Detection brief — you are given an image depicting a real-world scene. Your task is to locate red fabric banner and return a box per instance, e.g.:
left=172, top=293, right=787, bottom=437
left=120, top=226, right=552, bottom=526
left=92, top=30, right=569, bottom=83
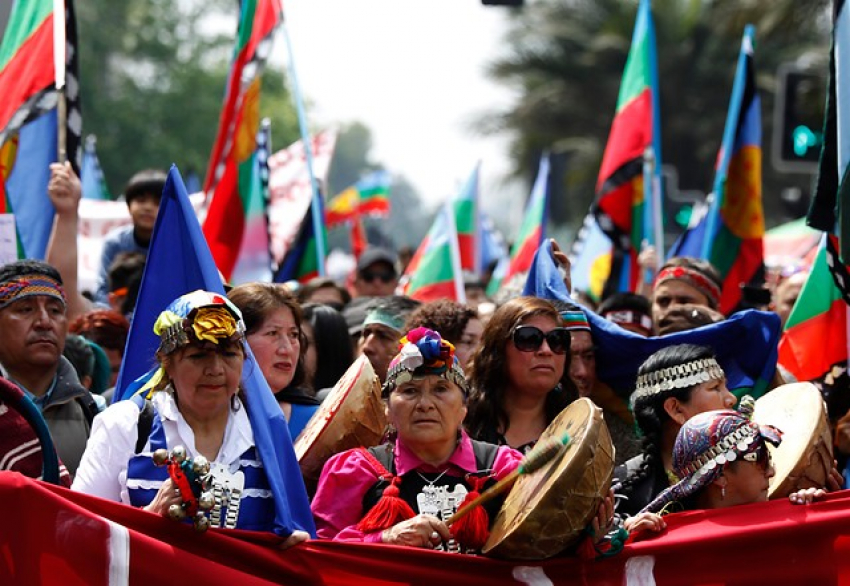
left=2, top=472, right=850, bottom=585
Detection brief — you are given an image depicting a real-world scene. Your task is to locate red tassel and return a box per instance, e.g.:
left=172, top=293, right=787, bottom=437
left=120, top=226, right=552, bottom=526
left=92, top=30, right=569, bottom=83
left=577, top=535, right=599, bottom=560
left=356, top=477, right=416, bottom=534
left=452, top=477, right=490, bottom=551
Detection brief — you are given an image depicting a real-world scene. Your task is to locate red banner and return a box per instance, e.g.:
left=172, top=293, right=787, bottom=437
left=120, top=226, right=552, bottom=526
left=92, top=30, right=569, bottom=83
left=2, top=472, right=850, bottom=585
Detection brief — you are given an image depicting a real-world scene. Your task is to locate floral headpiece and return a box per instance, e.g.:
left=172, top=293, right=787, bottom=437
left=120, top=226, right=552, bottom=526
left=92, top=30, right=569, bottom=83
left=639, top=408, right=782, bottom=514
left=630, top=357, right=725, bottom=409
left=153, top=290, right=245, bottom=355
left=382, top=327, right=468, bottom=397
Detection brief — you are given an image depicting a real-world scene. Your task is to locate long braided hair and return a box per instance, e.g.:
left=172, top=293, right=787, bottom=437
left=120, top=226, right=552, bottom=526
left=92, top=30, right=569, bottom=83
left=618, top=344, right=717, bottom=498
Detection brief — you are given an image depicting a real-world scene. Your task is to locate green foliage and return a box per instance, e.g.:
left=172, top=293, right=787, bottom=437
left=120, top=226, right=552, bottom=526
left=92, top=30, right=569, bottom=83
left=76, top=0, right=298, bottom=195
left=480, top=0, right=830, bottom=230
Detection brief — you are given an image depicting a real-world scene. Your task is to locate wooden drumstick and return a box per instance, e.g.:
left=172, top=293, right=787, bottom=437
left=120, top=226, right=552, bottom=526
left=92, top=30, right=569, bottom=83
left=446, top=432, right=571, bottom=527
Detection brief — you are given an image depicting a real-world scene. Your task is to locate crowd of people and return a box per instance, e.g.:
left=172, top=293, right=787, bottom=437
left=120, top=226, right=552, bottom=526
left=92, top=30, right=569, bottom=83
left=0, top=162, right=843, bottom=563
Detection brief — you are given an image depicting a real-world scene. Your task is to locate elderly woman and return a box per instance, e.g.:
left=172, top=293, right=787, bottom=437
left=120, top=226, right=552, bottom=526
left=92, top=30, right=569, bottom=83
left=227, top=282, right=319, bottom=438
left=72, top=290, right=310, bottom=543
left=615, top=344, right=737, bottom=517
left=311, top=328, right=523, bottom=551
left=625, top=409, right=824, bottom=535
left=465, top=297, right=575, bottom=453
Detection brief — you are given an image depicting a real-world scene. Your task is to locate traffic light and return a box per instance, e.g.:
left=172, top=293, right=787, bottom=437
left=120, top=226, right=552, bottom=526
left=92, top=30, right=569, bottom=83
left=772, top=65, right=826, bottom=173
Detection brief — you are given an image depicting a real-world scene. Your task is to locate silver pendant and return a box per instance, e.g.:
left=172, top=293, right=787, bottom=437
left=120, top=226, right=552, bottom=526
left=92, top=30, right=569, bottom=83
left=207, top=463, right=245, bottom=529
left=416, top=483, right=468, bottom=521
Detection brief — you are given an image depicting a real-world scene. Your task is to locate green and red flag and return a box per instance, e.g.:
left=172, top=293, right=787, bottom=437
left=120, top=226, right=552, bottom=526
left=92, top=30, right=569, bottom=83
left=202, top=0, right=282, bottom=281
left=0, top=0, right=82, bottom=259
left=356, top=170, right=391, bottom=217
left=325, top=186, right=360, bottom=227
left=487, top=154, right=550, bottom=297
left=778, top=235, right=848, bottom=382
left=592, top=0, right=661, bottom=296
left=452, top=163, right=480, bottom=275
left=401, top=202, right=465, bottom=302
left=677, top=26, right=764, bottom=314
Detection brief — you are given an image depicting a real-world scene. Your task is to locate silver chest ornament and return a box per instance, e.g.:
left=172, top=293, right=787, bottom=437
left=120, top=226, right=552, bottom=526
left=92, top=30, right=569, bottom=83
left=416, top=483, right=468, bottom=521
left=207, top=462, right=245, bottom=530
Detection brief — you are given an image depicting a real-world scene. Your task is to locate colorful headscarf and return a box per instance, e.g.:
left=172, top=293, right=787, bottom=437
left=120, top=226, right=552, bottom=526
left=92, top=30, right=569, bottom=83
left=640, top=409, right=782, bottom=514
left=382, top=327, right=468, bottom=397
left=0, top=274, right=66, bottom=311
left=143, top=290, right=245, bottom=394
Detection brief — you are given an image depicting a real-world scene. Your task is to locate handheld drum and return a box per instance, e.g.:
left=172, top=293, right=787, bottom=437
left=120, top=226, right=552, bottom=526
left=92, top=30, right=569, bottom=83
left=483, top=397, right=615, bottom=560
left=294, top=355, right=387, bottom=495
left=752, top=382, right=833, bottom=499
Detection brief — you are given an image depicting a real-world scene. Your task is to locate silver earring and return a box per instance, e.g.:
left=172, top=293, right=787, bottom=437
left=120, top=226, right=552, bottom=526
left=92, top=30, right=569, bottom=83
left=721, top=485, right=726, bottom=500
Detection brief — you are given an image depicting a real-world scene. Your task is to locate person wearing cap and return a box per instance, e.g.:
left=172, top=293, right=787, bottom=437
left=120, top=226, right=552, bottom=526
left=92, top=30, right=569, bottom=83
left=312, top=327, right=523, bottom=551
left=94, top=169, right=166, bottom=305
left=651, top=257, right=725, bottom=335
left=353, top=246, right=399, bottom=298
left=624, top=409, right=825, bottom=535
left=72, top=290, right=309, bottom=545
left=358, top=295, right=421, bottom=383
left=0, top=260, right=99, bottom=476
left=614, top=344, right=739, bottom=518
left=465, top=297, right=574, bottom=453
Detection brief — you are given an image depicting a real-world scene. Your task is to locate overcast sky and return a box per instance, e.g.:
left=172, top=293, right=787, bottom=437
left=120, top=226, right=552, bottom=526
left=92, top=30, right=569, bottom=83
left=279, top=0, right=525, bottom=224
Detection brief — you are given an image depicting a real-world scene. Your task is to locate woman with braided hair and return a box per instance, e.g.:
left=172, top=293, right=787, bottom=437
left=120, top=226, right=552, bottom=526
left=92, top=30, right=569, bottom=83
left=614, top=344, right=736, bottom=518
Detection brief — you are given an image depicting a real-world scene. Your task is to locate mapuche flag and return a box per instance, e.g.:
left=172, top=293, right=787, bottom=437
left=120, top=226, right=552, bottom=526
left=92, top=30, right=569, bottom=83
left=592, top=0, right=661, bottom=297
left=202, top=0, right=282, bottom=281
left=453, top=163, right=480, bottom=275
left=0, top=0, right=82, bottom=259
left=689, top=26, right=765, bottom=314
left=401, top=202, right=465, bottom=302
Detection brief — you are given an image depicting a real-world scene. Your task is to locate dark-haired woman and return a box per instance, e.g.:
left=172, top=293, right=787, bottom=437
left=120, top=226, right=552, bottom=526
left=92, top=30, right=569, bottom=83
left=614, top=344, right=736, bottom=517
left=301, top=303, right=355, bottom=400
left=465, top=297, right=576, bottom=453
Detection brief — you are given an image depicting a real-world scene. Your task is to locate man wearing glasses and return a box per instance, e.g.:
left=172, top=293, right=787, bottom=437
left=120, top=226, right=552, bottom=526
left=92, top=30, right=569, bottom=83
left=353, top=247, right=399, bottom=298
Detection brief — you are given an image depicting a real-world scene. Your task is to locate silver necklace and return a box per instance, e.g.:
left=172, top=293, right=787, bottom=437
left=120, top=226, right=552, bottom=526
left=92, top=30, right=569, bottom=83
left=415, top=469, right=450, bottom=487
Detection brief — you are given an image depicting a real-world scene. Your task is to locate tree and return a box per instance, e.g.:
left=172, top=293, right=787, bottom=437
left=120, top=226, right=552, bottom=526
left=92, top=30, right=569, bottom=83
left=480, top=0, right=830, bottom=231
left=76, top=0, right=299, bottom=195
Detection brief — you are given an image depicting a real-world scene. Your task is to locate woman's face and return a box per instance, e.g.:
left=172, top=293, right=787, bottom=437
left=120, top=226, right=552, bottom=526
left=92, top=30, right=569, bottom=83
left=454, top=317, right=483, bottom=371
left=301, top=320, right=317, bottom=388
left=679, top=378, right=737, bottom=421
left=166, top=341, right=243, bottom=421
left=246, top=306, right=301, bottom=391
left=720, top=446, right=775, bottom=507
left=388, top=374, right=467, bottom=452
left=504, top=314, right=567, bottom=398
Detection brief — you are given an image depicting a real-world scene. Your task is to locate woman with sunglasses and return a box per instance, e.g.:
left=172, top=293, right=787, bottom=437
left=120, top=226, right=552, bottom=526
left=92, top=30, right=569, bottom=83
left=615, top=344, right=737, bottom=518
left=465, top=297, right=576, bottom=453
left=624, top=408, right=825, bottom=536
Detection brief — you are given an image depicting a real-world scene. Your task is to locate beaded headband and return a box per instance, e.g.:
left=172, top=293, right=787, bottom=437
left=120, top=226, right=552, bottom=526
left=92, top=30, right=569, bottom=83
left=560, top=310, right=590, bottom=332
left=0, top=275, right=66, bottom=311
left=631, top=357, right=725, bottom=408
left=382, top=327, right=468, bottom=397
left=655, top=266, right=721, bottom=309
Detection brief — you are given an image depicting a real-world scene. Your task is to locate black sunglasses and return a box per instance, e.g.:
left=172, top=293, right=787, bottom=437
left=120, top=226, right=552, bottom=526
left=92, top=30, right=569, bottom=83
left=360, top=269, right=396, bottom=283
left=511, top=326, right=570, bottom=354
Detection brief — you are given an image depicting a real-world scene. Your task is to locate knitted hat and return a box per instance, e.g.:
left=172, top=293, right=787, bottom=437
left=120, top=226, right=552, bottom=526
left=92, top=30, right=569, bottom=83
left=639, top=408, right=782, bottom=514
left=382, top=327, right=468, bottom=397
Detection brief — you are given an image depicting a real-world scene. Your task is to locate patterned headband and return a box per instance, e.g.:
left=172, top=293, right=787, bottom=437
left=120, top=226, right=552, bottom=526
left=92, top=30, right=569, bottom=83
left=382, top=327, right=468, bottom=397
left=655, top=266, right=721, bottom=309
left=631, top=357, right=725, bottom=409
left=560, top=310, right=590, bottom=332
left=153, top=291, right=245, bottom=356
left=0, top=275, right=67, bottom=311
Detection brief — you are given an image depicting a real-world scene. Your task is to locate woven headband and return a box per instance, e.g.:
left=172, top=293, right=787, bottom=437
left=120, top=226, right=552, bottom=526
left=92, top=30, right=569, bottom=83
left=655, top=266, right=721, bottom=308
left=560, top=310, right=590, bottom=332
left=602, top=309, right=652, bottom=333
left=631, top=357, right=725, bottom=408
left=0, top=275, right=67, bottom=311
left=382, top=327, right=469, bottom=397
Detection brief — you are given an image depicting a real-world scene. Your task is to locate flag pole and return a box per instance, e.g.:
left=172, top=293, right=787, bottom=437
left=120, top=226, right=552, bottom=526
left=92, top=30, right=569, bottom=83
left=53, top=0, right=67, bottom=163
left=280, top=21, right=326, bottom=276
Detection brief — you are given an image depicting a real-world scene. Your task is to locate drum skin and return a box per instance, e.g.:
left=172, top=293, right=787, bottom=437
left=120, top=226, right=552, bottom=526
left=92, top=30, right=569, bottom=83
left=483, top=398, right=615, bottom=560
left=294, top=355, right=387, bottom=494
left=752, top=382, right=833, bottom=499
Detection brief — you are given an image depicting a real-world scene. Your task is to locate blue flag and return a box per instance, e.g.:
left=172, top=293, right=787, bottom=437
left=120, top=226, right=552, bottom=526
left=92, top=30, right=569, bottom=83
left=524, top=239, right=781, bottom=400
left=80, top=136, right=110, bottom=200
left=115, top=165, right=315, bottom=537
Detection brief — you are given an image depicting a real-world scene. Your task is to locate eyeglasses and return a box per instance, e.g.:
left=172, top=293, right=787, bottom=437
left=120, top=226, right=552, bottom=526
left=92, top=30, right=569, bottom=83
left=360, top=269, right=396, bottom=283
left=511, top=326, right=570, bottom=354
